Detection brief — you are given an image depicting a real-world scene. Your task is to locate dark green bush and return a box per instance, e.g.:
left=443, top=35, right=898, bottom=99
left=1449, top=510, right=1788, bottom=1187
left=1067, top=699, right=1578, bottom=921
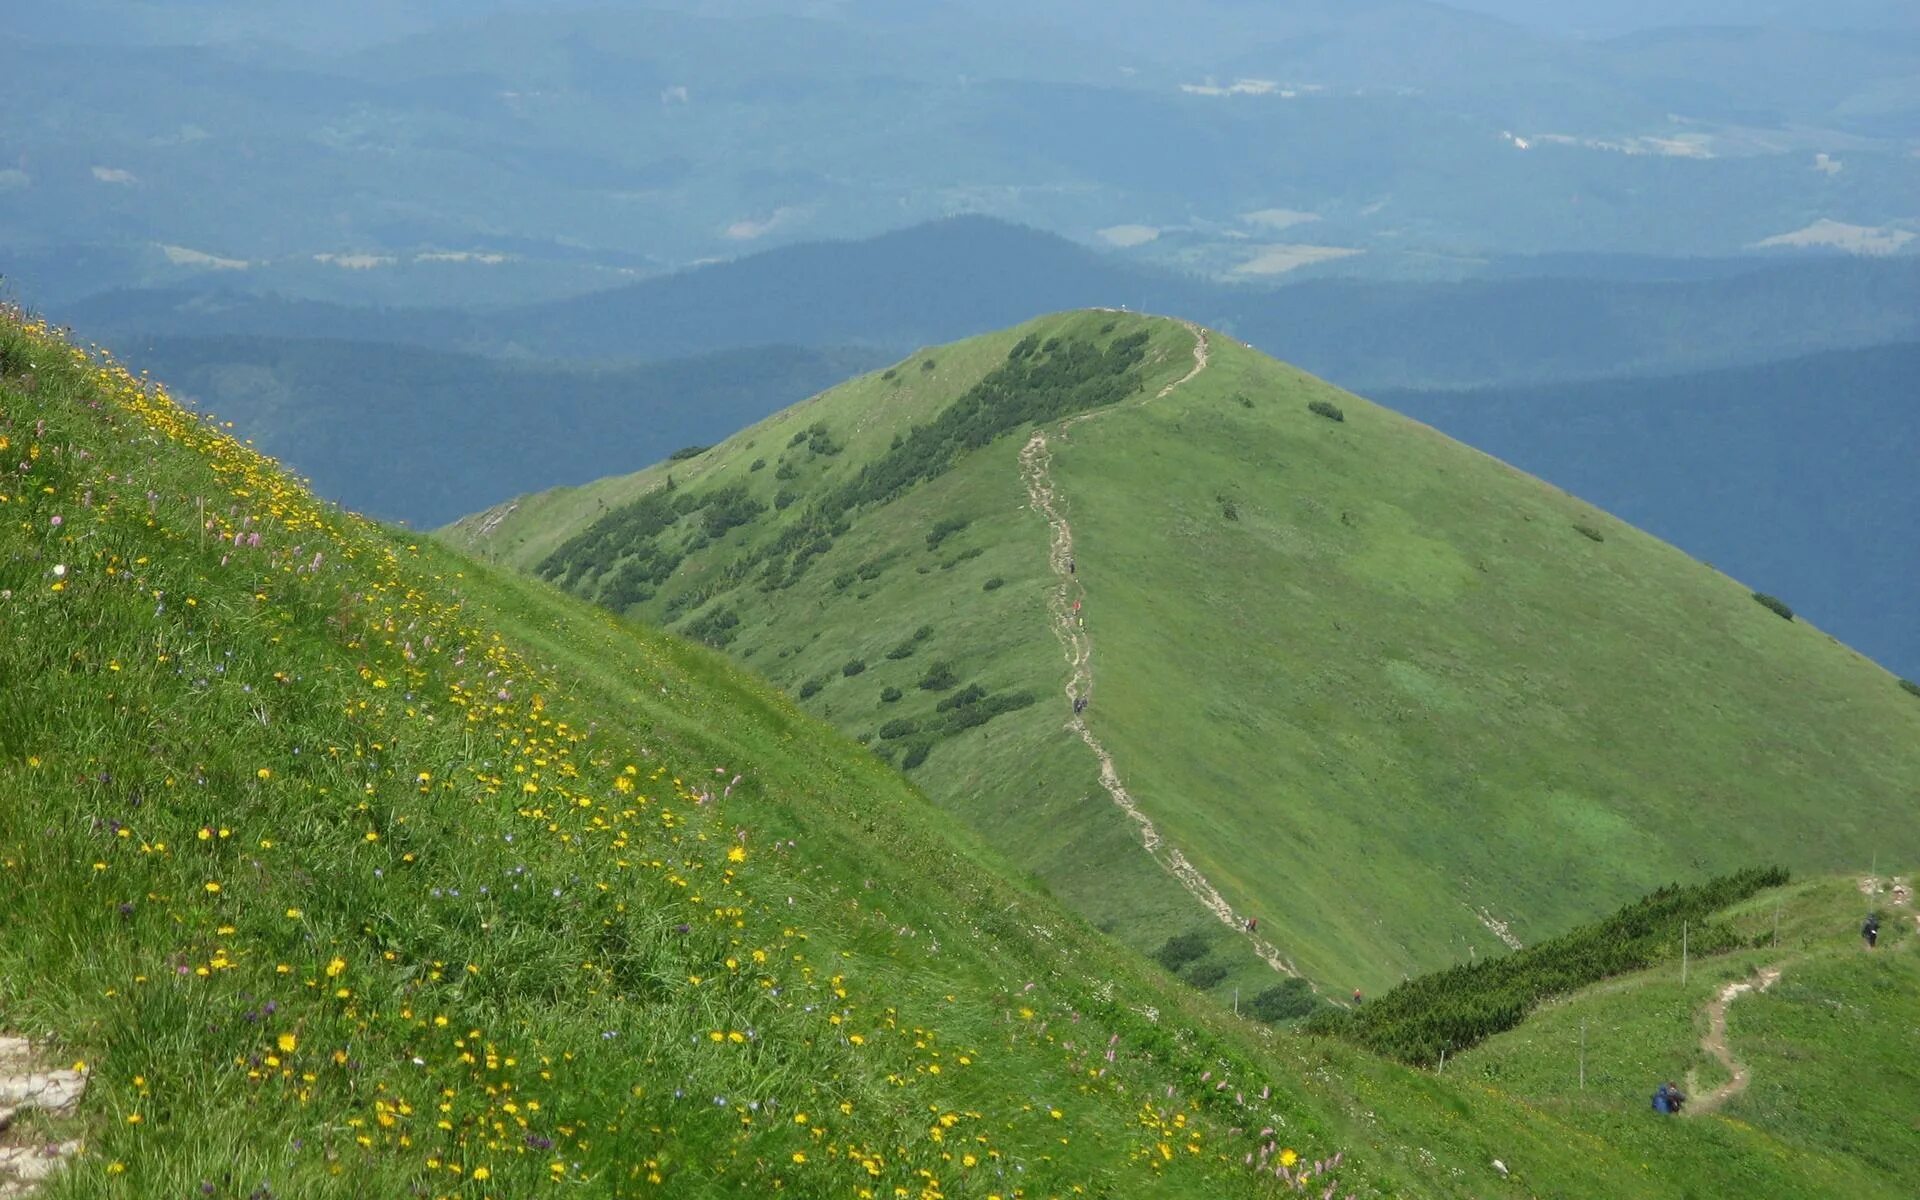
left=1899, top=679, right=1920, bottom=699
left=1184, top=961, right=1229, bottom=991
left=927, top=517, right=970, bottom=550
left=936, top=684, right=988, bottom=713
left=773, top=487, right=798, bottom=511
left=832, top=571, right=855, bottom=591
left=682, top=605, right=740, bottom=648
left=1220, top=500, right=1239, bottom=522
left=878, top=718, right=919, bottom=740
left=982, top=576, right=1005, bottom=591
left=749, top=458, right=767, bottom=472
left=842, top=659, right=866, bottom=677
left=941, top=547, right=984, bottom=570
left=918, top=661, right=958, bottom=692
left=796, top=678, right=824, bottom=700
left=1574, top=523, right=1605, bottom=543
left=1153, top=932, right=1210, bottom=973
left=1305, top=866, right=1788, bottom=1064
left=880, top=685, right=903, bottom=703
left=1248, top=979, right=1320, bottom=1023
left=1308, top=399, right=1345, bottom=423
left=668, top=444, right=711, bottom=460
left=901, top=741, right=931, bottom=769
left=882, top=367, right=898, bottom=381
left=912, top=624, right=934, bottom=642
left=1752, top=592, right=1795, bottom=621
left=921, top=359, right=936, bottom=372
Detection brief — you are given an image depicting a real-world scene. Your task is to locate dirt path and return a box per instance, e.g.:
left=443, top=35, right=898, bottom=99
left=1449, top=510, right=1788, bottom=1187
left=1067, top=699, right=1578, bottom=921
left=1687, top=966, right=1783, bottom=1116
left=1018, top=323, right=1301, bottom=979
left=0, top=1037, right=85, bottom=1198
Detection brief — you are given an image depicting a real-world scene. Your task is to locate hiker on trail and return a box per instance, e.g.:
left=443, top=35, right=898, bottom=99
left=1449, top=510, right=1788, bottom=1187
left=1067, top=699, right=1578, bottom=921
left=1351, top=989, right=1363, bottom=1005
left=1863, top=912, right=1880, bottom=949
left=1073, top=598, right=1081, bottom=613
left=1068, top=557, right=1076, bottom=574
left=1073, top=696, right=1087, bottom=715
left=1652, top=1081, right=1686, bottom=1115
left=1245, top=917, right=1257, bottom=933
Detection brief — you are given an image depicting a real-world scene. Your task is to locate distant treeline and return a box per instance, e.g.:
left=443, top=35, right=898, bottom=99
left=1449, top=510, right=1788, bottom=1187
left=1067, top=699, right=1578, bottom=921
left=1307, top=866, right=1788, bottom=1065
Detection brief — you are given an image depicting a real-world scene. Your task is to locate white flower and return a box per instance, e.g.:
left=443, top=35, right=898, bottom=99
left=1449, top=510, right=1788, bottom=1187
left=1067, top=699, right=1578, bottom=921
left=51, top=564, right=67, bottom=578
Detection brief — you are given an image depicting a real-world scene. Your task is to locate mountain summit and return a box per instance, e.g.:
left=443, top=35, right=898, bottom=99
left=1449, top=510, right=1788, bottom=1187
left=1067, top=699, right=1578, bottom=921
left=449, top=310, right=1920, bottom=998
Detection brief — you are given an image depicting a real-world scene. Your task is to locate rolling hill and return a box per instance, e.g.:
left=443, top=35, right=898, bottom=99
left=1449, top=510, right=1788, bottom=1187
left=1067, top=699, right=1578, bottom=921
left=7, top=301, right=1917, bottom=1198
left=447, top=310, right=1920, bottom=1008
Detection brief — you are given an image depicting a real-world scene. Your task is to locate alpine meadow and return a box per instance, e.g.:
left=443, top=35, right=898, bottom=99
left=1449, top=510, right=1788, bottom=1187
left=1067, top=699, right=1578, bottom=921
left=9, top=289, right=1920, bottom=1200
left=451, top=311, right=1920, bottom=1005
left=8, top=0, right=1920, bottom=1195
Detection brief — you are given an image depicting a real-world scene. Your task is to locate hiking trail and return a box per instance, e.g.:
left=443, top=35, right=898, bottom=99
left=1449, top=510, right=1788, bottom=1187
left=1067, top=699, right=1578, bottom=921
left=1019, top=321, right=1302, bottom=979
left=1687, top=966, right=1782, bottom=1116
left=0, top=1037, right=86, bottom=1198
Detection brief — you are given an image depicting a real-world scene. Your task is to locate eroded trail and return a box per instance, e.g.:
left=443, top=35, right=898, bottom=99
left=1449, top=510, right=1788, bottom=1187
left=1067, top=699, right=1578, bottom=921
left=0, top=1037, right=85, bottom=1198
left=1688, top=966, right=1782, bottom=1116
left=1019, top=324, right=1301, bottom=978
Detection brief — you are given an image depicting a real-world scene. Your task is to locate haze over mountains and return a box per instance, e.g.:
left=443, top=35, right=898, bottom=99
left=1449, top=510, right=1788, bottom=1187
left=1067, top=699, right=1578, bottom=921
left=67, top=217, right=1920, bottom=677
left=5, top=0, right=1916, bottom=307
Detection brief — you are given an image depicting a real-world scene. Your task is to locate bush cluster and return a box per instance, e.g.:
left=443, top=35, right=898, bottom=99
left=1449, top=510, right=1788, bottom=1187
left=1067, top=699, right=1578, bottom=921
left=1153, top=932, right=1209, bottom=973
left=1305, top=866, right=1787, bottom=1064
left=1752, top=592, right=1794, bottom=621
left=1307, top=399, right=1345, bottom=423
left=1248, top=979, right=1320, bottom=1023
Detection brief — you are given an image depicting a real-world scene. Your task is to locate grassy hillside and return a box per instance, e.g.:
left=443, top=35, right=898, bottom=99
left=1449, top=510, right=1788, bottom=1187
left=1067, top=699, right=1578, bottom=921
left=1453, top=870, right=1920, bottom=1195
left=0, top=306, right=1357, bottom=1197
left=448, top=311, right=1920, bottom=1009
left=1377, top=342, right=1920, bottom=678
left=7, top=305, right=1914, bottom=1199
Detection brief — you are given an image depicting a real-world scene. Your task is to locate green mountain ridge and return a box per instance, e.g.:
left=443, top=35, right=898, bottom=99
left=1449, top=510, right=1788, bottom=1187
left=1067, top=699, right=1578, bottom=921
left=9, top=303, right=1918, bottom=1197
left=448, top=310, right=1920, bottom=1006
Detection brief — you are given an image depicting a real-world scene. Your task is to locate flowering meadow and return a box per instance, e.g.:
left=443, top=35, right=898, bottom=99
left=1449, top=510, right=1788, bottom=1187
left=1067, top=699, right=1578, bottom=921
left=0, top=307, right=1362, bottom=1197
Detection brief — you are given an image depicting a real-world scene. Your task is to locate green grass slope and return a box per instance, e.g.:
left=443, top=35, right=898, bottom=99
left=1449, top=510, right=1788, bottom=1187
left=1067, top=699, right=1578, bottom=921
left=7, top=307, right=1912, bottom=1199
left=1452, top=871, right=1920, bottom=1196
left=446, top=311, right=1920, bottom=1010
left=0, top=308, right=1363, bottom=1198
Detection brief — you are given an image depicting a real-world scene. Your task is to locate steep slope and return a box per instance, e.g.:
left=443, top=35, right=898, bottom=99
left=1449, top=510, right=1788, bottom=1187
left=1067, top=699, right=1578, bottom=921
left=0, top=306, right=1360, bottom=1197
left=1376, top=342, right=1920, bottom=678
left=448, top=311, right=1920, bottom=1006
left=10, top=304, right=1913, bottom=1199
